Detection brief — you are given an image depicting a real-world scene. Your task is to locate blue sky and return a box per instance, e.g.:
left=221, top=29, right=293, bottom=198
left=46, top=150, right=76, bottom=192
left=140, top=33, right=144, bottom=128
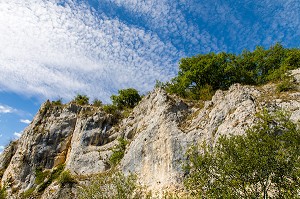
left=0, top=0, right=300, bottom=152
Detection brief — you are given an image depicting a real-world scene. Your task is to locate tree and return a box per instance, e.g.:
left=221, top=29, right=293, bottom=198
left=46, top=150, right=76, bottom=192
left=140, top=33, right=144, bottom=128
left=111, top=88, right=141, bottom=109
left=184, top=110, right=300, bottom=199
left=165, top=44, right=300, bottom=100
left=73, top=94, right=89, bottom=105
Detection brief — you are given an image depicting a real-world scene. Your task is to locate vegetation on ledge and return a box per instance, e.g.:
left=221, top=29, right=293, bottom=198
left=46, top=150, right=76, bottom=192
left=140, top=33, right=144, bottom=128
left=165, top=43, right=300, bottom=100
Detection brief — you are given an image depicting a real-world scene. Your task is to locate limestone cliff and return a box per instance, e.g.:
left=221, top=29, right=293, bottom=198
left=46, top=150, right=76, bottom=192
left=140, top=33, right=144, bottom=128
left=1, top=69, right=300, bottom=198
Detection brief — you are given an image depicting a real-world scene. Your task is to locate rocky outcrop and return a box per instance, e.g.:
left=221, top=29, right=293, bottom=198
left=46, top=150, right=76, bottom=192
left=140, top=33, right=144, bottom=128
left=0, top=102, right=118, bottom=198
left=1, top=69, right=300, bottom=198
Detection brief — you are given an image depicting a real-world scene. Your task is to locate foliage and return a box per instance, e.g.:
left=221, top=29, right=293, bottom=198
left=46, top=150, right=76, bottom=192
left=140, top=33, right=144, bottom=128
left=52, top=98, right=63, bottom=106
left=37, top=164, right=65, bottom=192
left=184, top=110, right=300, bottom=199
left=121, top=108, right=132, bottom=118
left=276, top=77, right=296, bottom=92
left=93, top=98, right=103, bottom=107
left=103, top=104, right=118, bottom=115
left=35, top=168, right=50, bottom=185
left=22, top=187, right=35, bottom=198
left=166, top=43, right=300, bottom=99
left=0, top=184, right=6, bottom=199
left=155, top=80, right=166, bottom=89
left=109, top=138, right=128, bottom=167
left=39, top=100, right=51, bottom=116
left=73, top=94, right=89, bottom=105
left=78, top=170, right=146, bottom=199
left=111, top=88, right=141, bottom=109
left=58, top=170, right=77, bottom=186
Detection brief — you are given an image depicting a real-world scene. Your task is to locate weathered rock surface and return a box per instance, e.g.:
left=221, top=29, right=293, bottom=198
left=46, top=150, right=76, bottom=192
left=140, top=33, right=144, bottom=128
left=1, top=69, right=300, bottom=198
left=0, top=102, right=118, bottom=198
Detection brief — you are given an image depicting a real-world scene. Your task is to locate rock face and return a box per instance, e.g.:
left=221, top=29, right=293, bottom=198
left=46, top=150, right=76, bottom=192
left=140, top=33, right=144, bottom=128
left=1, top=69, right=300, bottom=198
left=0, top=102, right=118, bottom=198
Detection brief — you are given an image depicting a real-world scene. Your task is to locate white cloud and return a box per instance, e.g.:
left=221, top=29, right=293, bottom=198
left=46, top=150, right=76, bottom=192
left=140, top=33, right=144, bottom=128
left=20, top=119, right=31, bottom=124
left=0, top=104, right=16, bottom=114
left=0, top=0, right=299, bottom=103
left=105, top=0, right=219, bottom=52
left=14, top=131, right=22, bottom=139
left=0, top=145, right=4, bottom=154
left=0, top=0, right=180, bottom=102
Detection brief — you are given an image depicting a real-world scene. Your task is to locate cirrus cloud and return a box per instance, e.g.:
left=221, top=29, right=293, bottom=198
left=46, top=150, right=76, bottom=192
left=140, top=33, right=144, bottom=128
left=0, top=0, right=180, bottom=102
left=0, top=0, right=299, bottom=103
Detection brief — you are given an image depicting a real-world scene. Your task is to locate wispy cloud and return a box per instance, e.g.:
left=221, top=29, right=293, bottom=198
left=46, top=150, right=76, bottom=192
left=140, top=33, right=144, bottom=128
left=0, top=145, right=4, bottom=154
left=20, top=119, right=31, bottom=124
left=0, top=0, right=179, bottom=102
left=0, top=104, right=16, bottom=114
left=14, top=131, right=22, bottom=139
left=106, top=0, right=220, bottom=53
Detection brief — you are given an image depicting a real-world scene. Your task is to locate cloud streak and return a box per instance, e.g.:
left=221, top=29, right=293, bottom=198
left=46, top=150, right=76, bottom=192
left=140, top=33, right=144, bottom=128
left=14, top=131, right=22, bottom=139
left=20, top=119, right=31, bottom=124
left=0, top=104, right=16, bottom=114
left=0, top=145, right=4, bottom=154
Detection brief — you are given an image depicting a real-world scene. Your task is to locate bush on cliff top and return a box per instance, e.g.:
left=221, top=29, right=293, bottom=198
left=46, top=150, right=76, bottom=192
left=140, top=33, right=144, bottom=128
left=73, top=94, right=90, bottom=105
left=111, top=88, right=142, bottom=109
left=166, top=43, right=300, bottom=100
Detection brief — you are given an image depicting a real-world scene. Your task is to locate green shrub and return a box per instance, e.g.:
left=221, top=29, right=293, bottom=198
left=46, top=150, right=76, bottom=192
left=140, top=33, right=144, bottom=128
left=198, top=84, right=214, bottom=101
left=39, top=100, right=51, bottom=115
left=0, top=185, right=7, bottom=199
left=155, top=80, right=166, bottom=89
left=37, top=164, right=65, bottom=192
left=121, top=108, right=132, bottom=118
left=103, top=104, right=118, bottom=115
left=35, top=168, right=50, bottom=185
left=109, top=138, right=128, bottom=166
left=276, top=81, right=295, bottom=92
left=276, top=77, right=296, bottom=92
left=22, top=187, right=35, bottom=198
left=184, top=110, right=300, bottom=198
left=78, top=170, right=145, bottom=199
left=52, top=98, right=63, bottom=106
left=111, top=88, right=141, bottom=109
left=73, top=94, right=89, bottom=105
left=166, top=43, right=300, bottom=99
left=58, top=170, right=76, bottom=186
left=93, top=99, right=103, bottom=107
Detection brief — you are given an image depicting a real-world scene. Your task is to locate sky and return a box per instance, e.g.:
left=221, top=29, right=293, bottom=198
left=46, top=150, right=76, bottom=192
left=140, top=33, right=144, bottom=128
left=0, top=0, right=300, bottom=152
